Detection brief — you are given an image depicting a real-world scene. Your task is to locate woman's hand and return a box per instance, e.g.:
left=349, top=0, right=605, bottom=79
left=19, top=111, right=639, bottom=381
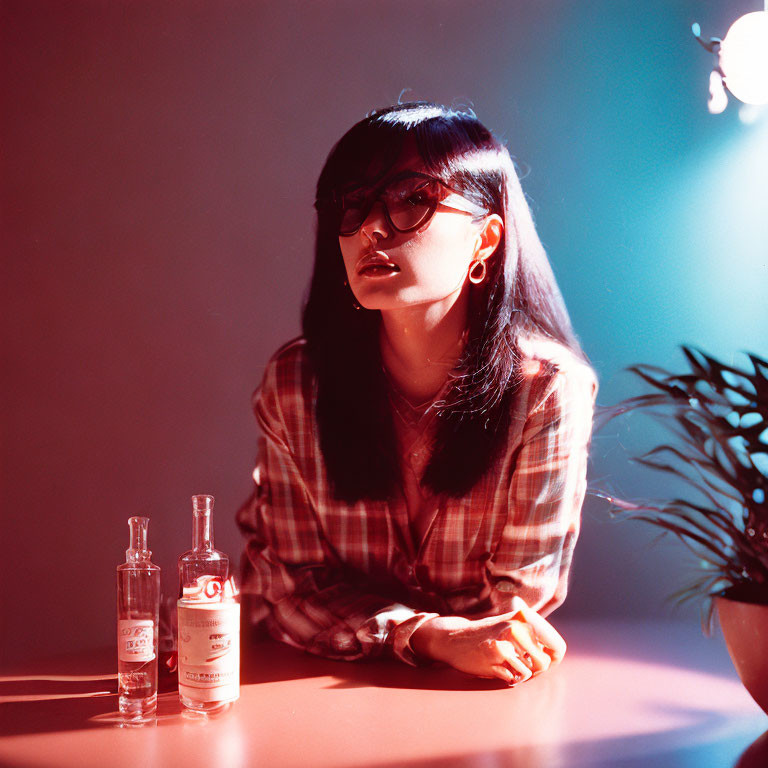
left=410, top=601, right=566, bottom=685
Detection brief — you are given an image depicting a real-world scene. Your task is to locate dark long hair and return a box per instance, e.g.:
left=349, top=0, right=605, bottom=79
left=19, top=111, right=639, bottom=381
left=302, top=101, right=591, bottom=503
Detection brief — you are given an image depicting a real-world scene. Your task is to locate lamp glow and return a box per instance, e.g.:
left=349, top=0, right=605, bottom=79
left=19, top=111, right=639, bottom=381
left=719, top=11, right=768, bottom=105
left=708, top=70, right=728, bottom=114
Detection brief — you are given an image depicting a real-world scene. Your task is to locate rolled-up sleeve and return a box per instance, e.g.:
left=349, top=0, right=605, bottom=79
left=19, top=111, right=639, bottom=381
left=481, top=362, right=598, bottom=617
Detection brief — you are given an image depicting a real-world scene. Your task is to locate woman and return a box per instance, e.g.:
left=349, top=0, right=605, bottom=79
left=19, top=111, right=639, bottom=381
left=237, top=101, right=598, bottom=686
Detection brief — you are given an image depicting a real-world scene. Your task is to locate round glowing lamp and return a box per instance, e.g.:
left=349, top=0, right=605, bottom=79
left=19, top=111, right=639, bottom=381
left=719, top=11, right=768, bottom=105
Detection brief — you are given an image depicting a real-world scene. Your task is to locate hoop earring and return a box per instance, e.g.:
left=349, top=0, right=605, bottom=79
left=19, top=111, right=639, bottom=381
left=342, top=279, right=363, bottom=310
left=468, top=260, right=486, bottom=285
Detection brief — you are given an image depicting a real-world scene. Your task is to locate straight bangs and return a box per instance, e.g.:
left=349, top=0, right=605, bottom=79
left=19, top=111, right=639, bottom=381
left=317, top=103, right=506, bottom=214
left=316, top=119, right=406, bottom=203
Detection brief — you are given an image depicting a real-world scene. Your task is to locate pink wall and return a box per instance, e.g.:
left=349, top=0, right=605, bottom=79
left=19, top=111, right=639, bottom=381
left=5, top=0, right=730, bottom=667
left=2, top=1, right=297, bottom=664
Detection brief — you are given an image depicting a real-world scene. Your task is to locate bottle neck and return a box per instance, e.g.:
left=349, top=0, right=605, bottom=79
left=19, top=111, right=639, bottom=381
left=126, top=550, right=151, bottom=563
left=193, top=511, right=213, bottom=551
left=125, top=516, right=152, bottom=563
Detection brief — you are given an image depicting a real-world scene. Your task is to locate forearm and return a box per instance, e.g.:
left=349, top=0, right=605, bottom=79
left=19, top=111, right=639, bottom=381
left=264, top=590, right=442, bottom=666
left=244, top=549, right=440, bottom=664
left=409, top=615, right=471, bottom=662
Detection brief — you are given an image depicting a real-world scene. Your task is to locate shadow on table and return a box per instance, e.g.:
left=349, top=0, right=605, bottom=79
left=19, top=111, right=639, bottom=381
left=0, top=645, right=186, bottom=736
left=348, top=724, right=768, bottom=768
left=239, top=617, right=739, bottom=688
left=0, top=636, right=485, bottom=738
left=241, top=636, right=513, bottom=691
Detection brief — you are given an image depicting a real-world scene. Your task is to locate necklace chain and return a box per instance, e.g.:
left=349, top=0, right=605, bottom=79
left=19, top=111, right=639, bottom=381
left=379, top=327, right=468, bottom=426
left=382, top=366, right=451, bottom=433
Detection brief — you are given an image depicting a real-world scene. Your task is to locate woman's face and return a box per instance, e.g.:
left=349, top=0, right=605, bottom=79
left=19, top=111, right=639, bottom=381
left=337, top=140, right=491, bottom=312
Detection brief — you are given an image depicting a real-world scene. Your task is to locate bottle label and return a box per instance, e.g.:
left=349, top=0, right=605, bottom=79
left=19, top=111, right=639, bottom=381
left=118, top=619, right=155, bottom=662
left=177, top=602, right=240, bottom=703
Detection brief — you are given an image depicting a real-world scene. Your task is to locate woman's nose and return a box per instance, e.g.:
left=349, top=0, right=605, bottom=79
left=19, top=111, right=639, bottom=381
left=359, top=199, right=390, bottom=241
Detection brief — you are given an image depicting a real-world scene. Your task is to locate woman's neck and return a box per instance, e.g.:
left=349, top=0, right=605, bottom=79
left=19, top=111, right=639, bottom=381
left=379, top=289, right=469, bottom=405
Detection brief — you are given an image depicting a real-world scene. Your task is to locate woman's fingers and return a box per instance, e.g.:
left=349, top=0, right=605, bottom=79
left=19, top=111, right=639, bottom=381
left=494, top=640, right=533, bottom=683
left=487, top=613, right=549, bottom=673
left=515, top=606, right=567, bottom=664
left=490, top=664, right=515, bottom=684
left=496, top=605, right=566, bottom=665
left=506, top=621, right=551, bottom=674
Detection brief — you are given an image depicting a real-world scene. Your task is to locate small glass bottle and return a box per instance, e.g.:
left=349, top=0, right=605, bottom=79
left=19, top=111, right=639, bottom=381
left=116, top=516, right=161, bottom=718
left=177, top=494, right=240, bottom=712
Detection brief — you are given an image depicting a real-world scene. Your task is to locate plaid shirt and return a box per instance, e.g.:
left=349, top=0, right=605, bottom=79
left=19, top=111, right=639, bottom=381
left=236, top=334, right=598, bottom=667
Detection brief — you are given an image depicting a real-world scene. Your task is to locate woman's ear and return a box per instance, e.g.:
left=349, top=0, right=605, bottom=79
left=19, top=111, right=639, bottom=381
left=475, top=214, right=504, bottom=261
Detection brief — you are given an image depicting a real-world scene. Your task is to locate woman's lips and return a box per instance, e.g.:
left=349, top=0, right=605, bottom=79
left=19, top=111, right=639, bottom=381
left=356, top=251, right=400, bottom=276
left=359, top=264, right=401, bottom=278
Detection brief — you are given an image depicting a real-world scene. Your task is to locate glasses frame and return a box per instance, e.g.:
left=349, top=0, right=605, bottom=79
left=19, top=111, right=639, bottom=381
left=323, top=170, right=488, bottom=237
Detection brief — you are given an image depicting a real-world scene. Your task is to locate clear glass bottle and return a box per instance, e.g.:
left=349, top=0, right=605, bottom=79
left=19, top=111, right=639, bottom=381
left=177, top=494, right=240, bottom=713
left=116, top=516, right=160, bottom=718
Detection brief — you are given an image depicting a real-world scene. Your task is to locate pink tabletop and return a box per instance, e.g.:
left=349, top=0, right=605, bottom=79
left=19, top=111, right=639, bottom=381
left=1, top=619, right=766, bottom=768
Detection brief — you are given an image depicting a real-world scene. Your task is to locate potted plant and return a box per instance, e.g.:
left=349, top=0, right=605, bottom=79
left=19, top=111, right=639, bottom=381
left=595, top=346, right=768, bottom=714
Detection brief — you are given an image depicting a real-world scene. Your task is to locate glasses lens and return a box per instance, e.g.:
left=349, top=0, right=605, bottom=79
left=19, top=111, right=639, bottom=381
left=337, top=174, right=440, bottom=235
left=339, top=189, right=370, bottom=235
left=384, top=176, right=439, bottom=231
